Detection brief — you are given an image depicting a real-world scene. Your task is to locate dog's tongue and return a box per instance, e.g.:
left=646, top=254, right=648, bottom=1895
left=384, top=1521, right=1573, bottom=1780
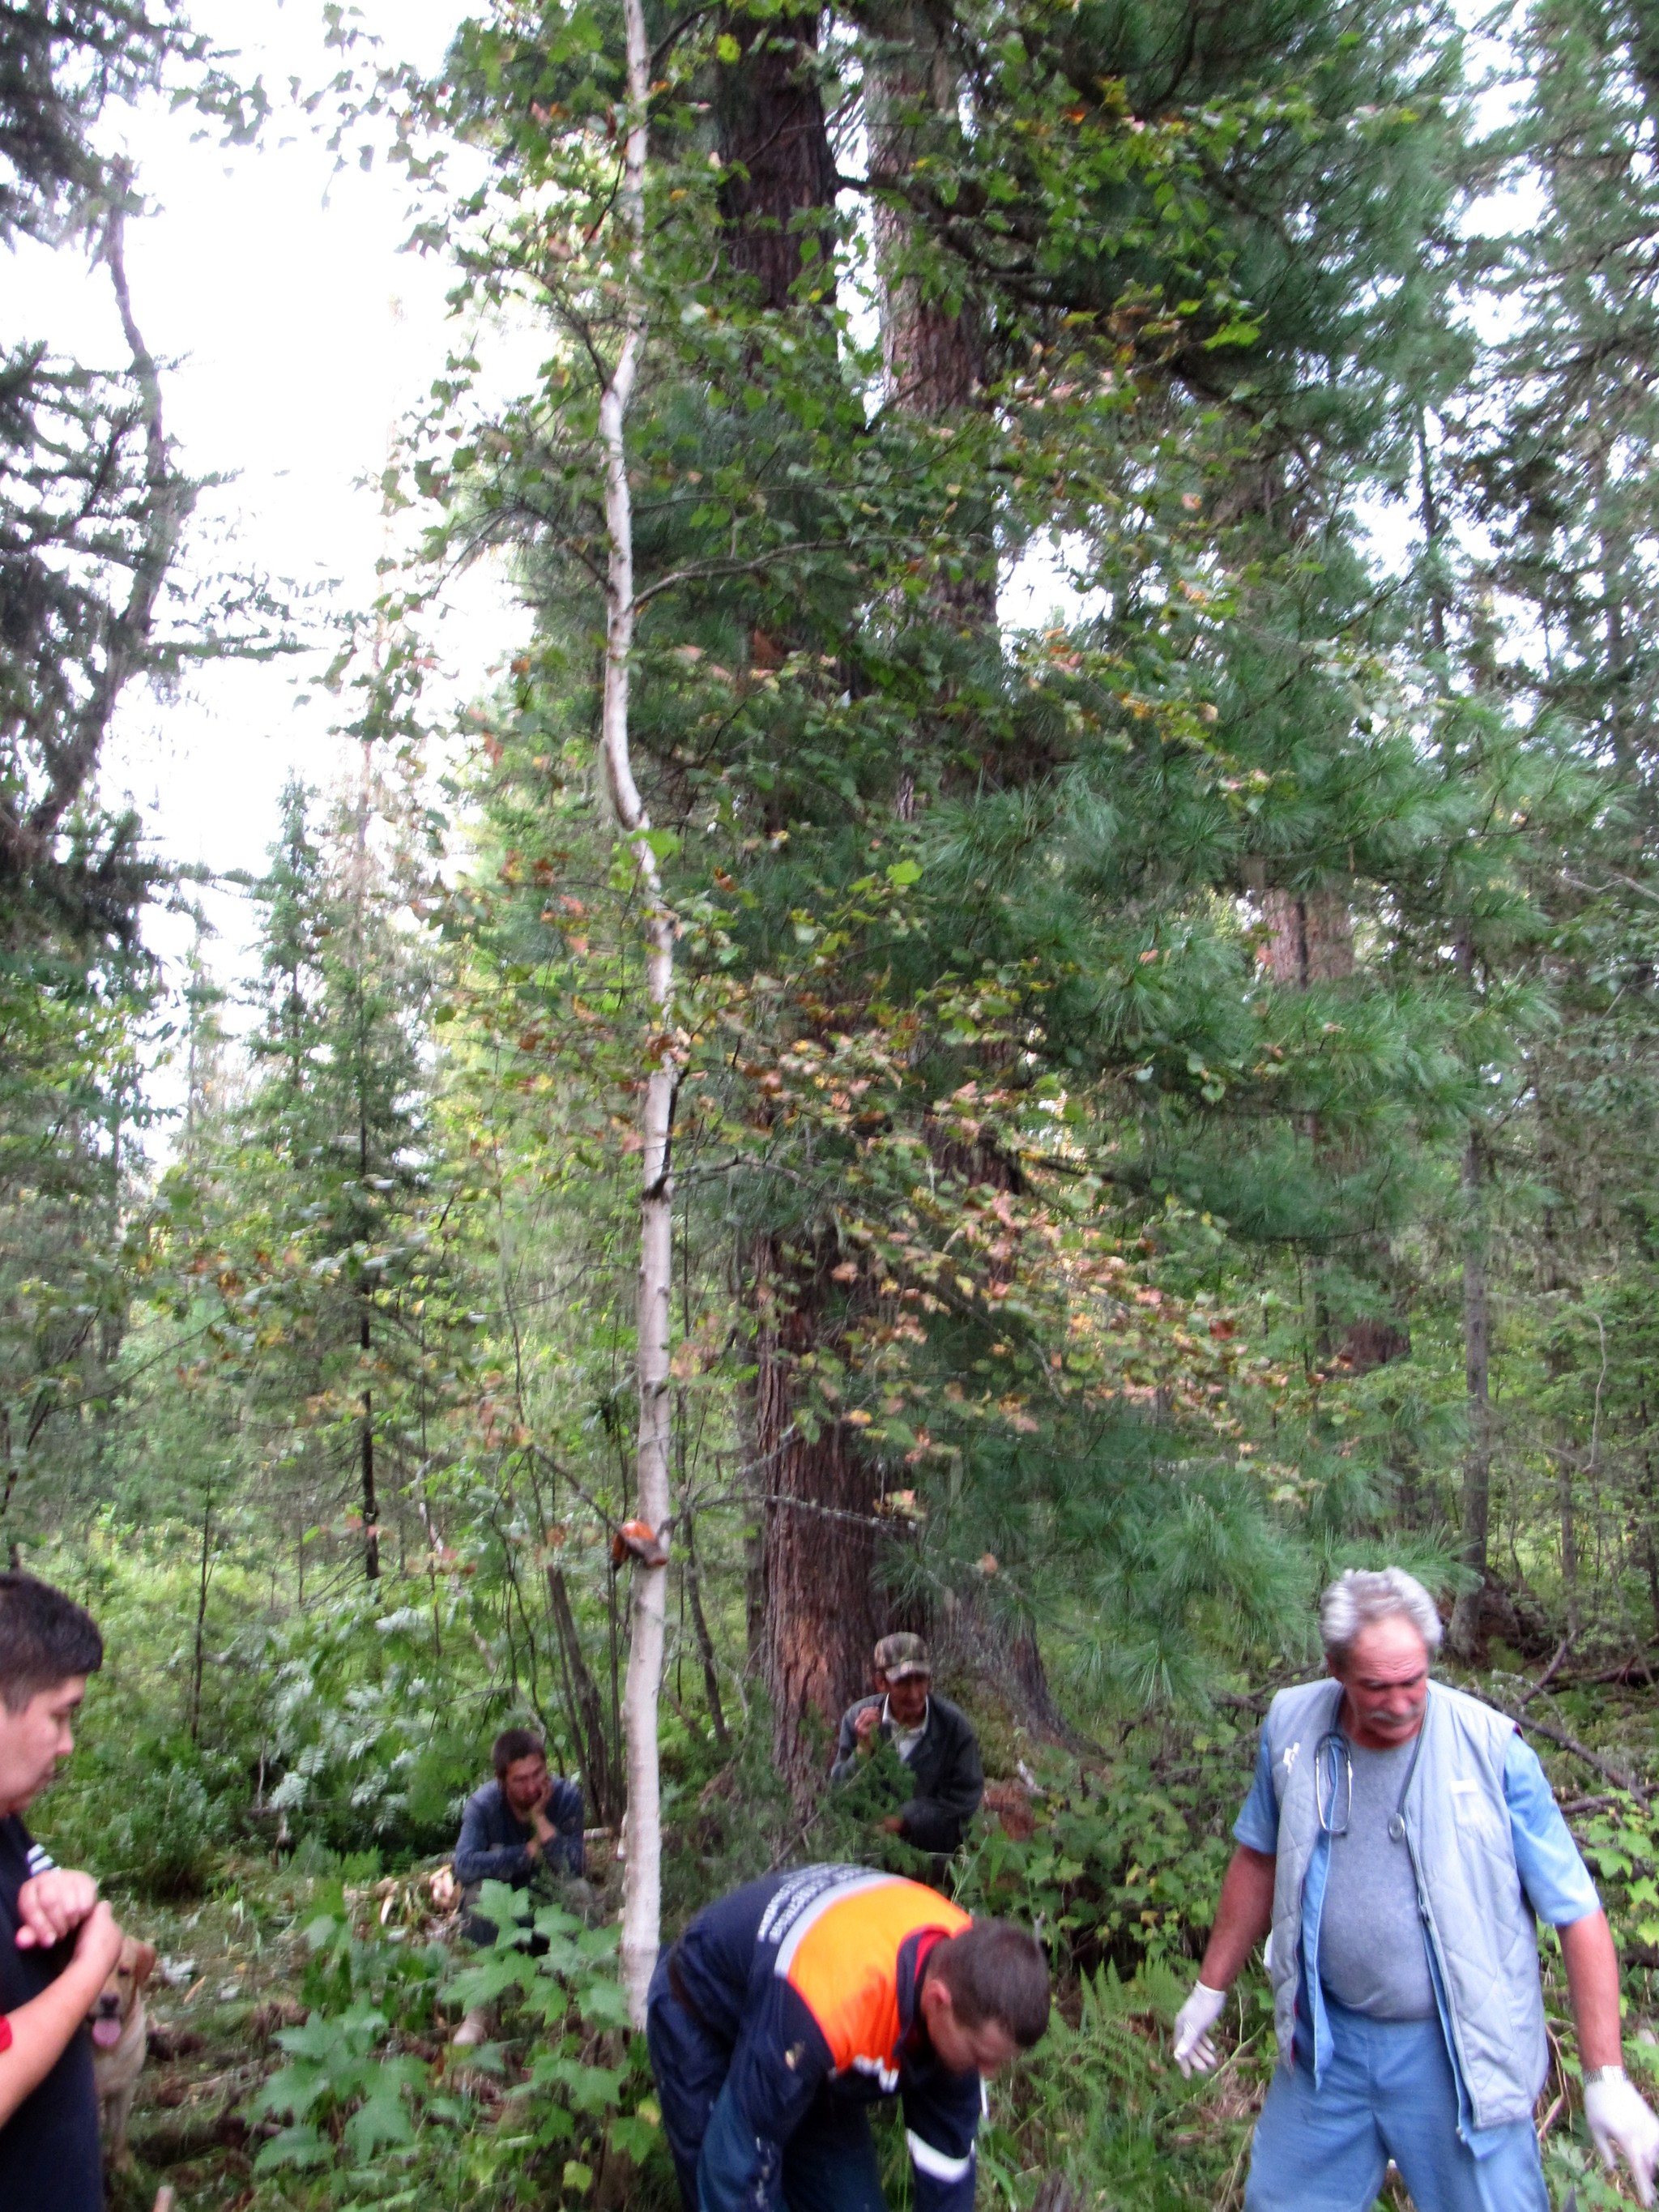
left=91, top=2018, right=123, bottom=2049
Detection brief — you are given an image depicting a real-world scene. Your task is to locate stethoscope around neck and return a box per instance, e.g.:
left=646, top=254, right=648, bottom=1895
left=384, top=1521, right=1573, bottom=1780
left=1313, top=1714, right=1427, bottom=1841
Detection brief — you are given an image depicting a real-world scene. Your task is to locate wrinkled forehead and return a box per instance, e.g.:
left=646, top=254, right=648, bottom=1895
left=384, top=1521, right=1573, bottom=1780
left=1342, top=1616, right=1431, bottom=1680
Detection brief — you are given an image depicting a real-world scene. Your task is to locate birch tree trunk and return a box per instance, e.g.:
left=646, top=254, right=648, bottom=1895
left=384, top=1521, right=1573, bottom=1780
left=595, top=0, right=673, bottom=2029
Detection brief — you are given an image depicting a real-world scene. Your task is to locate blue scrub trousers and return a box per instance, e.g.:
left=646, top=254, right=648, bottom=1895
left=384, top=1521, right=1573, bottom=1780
left=646, top=1962, right=885, bottom=2212
left=1243, top=2001, right=1550, bottom=2212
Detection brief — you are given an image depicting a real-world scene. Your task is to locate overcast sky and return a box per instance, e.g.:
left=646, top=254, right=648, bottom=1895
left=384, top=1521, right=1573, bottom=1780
left=10, top=0, right=1487, bottom=1142
left=10, top=0, right=525, bottom=1106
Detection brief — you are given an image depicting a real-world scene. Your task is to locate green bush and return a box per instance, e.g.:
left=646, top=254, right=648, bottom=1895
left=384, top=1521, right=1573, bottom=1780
left=247, top=1879, right=674, bottom=2209
left=35, top=1727, right=240, bottom=1900
left=102, top=1756, right=237, bottom=1897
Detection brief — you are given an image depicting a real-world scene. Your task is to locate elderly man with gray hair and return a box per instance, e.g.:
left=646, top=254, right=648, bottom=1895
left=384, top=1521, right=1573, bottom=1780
left=1172, top=1566, right=1659, bottom=2210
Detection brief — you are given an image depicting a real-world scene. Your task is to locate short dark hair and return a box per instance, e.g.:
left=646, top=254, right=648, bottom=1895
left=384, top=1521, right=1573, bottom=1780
left=0, top=1575, right=103, bottom=1712
left=493, top=1727, right=546, bottom=1778
left=929, top=1921, right=1051, bottom=2048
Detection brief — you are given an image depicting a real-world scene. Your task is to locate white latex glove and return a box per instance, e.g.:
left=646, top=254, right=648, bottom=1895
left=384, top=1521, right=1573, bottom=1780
left=1585, top=2071, right=1659, bottom=2206
left=1172, top=1981, right=1227, bottom=2077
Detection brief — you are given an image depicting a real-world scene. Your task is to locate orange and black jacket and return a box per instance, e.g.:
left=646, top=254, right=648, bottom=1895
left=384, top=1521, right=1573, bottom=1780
left=667, top=1864, right=983, bottom=2212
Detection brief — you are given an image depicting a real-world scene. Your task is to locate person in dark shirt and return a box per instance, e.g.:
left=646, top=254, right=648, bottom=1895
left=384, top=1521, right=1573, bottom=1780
left=829, top=1635, right=984, bottom=1854
left=646, top=1862, right=1050, bottom=2212
left=452, top=1727, right=585, bottom=2046
left=0, top=1573, right=125, bottom=2212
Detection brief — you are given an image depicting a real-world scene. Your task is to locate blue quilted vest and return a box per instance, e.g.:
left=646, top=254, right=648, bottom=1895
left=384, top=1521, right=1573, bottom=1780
left=1260, top=1676, right=1546, bottom=2129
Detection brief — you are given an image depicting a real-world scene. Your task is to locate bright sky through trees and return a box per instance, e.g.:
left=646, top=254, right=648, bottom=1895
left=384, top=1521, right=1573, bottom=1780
left=6, top=0, right=521, bottom=1087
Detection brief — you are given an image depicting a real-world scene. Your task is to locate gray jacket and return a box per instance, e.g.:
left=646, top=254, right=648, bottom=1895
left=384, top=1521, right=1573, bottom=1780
left=1261, top=1676, right=1546, bottom=2130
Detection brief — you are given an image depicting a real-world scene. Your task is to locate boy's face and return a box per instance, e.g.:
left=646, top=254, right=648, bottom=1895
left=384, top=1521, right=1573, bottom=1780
left=0, top=1676, right=85, bottom=1817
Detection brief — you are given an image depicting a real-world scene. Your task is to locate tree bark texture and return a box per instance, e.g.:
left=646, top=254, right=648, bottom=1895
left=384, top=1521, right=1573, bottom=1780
left=714, top=11, right=838, bottom=310
left=864, top=0, right=996, bottom=626
left=866, top=1, right=983, bottom=416
left=1259, top=886, right=1410, bottom=1373
left=1448, top=1129, right=1491, bottom=1659
left=705, top=30, right=897, bottom=1787
left=754, top=1233, right=893, bottom=1796
left=930, top=1584, right=1094, bottom=1753
left=1259, top=888, right=1354, bottom=988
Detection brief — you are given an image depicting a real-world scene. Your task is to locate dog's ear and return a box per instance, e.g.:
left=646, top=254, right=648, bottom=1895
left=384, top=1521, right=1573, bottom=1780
left=132, top=1941, right=158, bottom=1990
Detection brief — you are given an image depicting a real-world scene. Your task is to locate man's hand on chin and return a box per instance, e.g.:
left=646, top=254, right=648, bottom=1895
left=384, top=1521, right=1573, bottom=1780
left=15, top=1866, right=99, bottom=1949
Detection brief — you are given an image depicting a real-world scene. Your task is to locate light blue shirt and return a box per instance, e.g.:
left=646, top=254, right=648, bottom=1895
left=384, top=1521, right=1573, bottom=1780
left=1233, top=1721, right=1600, bottom=2149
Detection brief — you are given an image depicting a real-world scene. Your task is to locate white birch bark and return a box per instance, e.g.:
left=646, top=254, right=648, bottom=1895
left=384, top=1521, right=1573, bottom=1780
left=599, top=0, right=674, bottom=2031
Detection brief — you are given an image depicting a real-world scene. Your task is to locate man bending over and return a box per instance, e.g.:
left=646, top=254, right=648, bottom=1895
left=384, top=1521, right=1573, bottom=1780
left=648, top=1861, right=1049, bottom=2212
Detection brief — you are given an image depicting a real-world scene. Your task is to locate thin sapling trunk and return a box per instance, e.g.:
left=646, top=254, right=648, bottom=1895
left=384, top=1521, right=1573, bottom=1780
left=597, top=0, right=674, bottom=2029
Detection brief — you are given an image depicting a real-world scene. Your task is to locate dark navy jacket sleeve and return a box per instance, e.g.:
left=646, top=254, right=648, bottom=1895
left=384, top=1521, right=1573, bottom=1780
left=548, top=1778, right=586, bottom=1877
left=454, top=1786, right=533, bottom=1886
left=699, top=1978, right=833, bottom=2212
left=900, top=2057, right=983, bottom=2212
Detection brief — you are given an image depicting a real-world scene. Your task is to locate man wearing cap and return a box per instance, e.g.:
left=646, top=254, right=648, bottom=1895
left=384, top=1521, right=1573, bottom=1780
left=830, top=1635, right=984, bottom=1855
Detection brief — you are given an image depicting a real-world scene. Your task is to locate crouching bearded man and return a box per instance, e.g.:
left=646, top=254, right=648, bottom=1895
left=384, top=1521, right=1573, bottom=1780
left=1174, top=1567, right=1659, bottom=2210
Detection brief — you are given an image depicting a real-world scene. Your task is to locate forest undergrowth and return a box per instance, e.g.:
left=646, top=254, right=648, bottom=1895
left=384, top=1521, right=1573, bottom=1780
left=28, top=1636, right=1659, bottom=2212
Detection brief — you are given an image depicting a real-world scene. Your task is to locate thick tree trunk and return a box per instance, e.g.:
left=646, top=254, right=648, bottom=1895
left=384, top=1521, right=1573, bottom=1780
left=1448, top=1129, right=1491, bottom=1659
left=1260, top=887, right=1410, bottom=1374
left=866, top=2, right=982, bottom=415
left=932, top=1585, right=1094, bottom=1753
left=707, top=13, right=896, bottom=1787
left=1260, top=888, right=1354, bottom=988
left=865, top=0, right=996, bottom=626
left=714, top=11, right=838, bottom=310
left=754, top=1235, right=892, bottom=1794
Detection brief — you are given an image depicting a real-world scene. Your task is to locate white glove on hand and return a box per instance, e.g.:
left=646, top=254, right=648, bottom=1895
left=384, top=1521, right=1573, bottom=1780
left=1586, top=2071, right=1659, bottom=2207
left=1172, top=1982, right=1227, bottom=2077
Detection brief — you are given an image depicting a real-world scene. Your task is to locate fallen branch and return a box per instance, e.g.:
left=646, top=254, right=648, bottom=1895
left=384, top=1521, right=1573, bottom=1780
left=1555, top=1657, right=1659, bottom=1692
left=1520, top=1634, right=1573, bottom=1708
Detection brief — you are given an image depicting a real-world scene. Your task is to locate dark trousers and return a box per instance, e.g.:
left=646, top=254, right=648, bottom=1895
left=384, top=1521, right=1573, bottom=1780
left=646, top=1968, right=885, bottom=2212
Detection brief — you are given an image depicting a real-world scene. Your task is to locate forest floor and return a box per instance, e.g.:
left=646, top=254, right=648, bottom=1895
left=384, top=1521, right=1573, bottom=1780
left=101, top=1853, right=429, bottom=2212
left=76, top=1645, right=1659, bottom=2211
left=104, top=1855, right=313, bottom=2210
